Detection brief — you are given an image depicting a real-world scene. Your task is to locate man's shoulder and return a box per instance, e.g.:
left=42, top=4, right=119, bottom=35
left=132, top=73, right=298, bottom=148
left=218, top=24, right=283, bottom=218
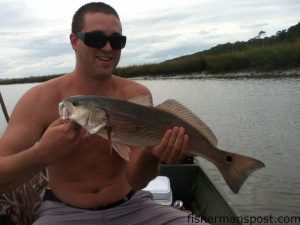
left=21, top=74, right=68, bottom=106
left=114, top=76, right=151, bottom=97
left=40, top=74, right=67, bottom=90
left=5, top=75, right=67, bottom=135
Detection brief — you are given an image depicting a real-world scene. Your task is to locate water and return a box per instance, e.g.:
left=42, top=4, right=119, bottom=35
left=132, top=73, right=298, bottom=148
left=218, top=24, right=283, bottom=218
left=1, top=77, right=300, bottom=221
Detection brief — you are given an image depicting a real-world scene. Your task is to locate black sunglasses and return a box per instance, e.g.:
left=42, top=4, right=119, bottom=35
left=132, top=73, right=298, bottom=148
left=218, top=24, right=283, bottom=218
left=76, top=31, right=126, bottom=50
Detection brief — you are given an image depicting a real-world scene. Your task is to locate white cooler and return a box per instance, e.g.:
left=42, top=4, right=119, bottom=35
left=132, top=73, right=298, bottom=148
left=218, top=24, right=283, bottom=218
left=143, top=176, right=173, bottom=205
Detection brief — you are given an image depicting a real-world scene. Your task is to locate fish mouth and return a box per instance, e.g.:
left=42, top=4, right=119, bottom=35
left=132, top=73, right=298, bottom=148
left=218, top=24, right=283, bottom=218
left=59, top=101, right=72, bottom=120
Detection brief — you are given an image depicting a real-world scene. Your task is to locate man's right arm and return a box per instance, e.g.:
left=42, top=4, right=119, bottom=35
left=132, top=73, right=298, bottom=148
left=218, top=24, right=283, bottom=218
left=0, top=143, right=45, bottom=193
left=0, top=118, right=83, bottom=193
left=0, top=87, right=81, bottom=193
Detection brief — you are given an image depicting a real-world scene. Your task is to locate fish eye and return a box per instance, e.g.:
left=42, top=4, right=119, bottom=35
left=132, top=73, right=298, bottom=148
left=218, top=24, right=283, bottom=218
left=72, top=101, right=79, bottom=106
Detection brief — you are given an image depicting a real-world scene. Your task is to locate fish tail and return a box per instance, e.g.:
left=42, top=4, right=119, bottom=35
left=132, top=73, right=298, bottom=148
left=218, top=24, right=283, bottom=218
left=215, top=149, right=265, bottom=193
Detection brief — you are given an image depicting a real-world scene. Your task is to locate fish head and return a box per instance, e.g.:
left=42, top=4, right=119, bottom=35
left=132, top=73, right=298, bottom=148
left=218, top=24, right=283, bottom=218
left=59, top=100, right=89, bottom=126
left=59, top=98, right=108, bottom=134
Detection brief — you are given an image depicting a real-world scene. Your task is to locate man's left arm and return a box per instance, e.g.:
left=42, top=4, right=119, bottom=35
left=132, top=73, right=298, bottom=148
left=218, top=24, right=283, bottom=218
left=126, top=127, right=189, bottom=190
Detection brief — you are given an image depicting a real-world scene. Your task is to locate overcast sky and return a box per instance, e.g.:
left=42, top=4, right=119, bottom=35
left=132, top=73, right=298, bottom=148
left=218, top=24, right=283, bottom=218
left=0, top=0, right=299, bottom=79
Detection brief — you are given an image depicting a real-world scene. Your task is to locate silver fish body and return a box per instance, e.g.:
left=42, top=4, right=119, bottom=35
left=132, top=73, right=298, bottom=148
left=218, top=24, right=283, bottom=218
left=59, top=95, right=265, bottom=193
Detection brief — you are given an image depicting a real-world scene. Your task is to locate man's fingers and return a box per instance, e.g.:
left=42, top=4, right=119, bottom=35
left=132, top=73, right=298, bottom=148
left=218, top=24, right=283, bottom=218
left=66, top=121, right=82, bottom=131
left=177, top=134, right=189, bottom=162
left=148, top=126, right=190, bottom=164
left=48, top=118, right=82, bottom=134
left=48, top=118, right=65, bottom=128
left=161, top=127, right=179, bottom=161
left=167, top=127, right=185, bottom=163
left=154, top=129, right=172, bottom=155
left=156, top=127, right=190, bottom=164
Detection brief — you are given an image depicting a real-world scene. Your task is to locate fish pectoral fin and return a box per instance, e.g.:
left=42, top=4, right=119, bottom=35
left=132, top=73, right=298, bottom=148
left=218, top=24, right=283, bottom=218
left=86, top=105, right=108, bottom=134
left=127, top=95, right=153, bottom=107
left=88, top=123, right=106, bottom=134
left=84, top=130, right=91, bottom=137
left=112, top=142, right=131, bottom=161
left=157, top=99, right=218, bottom=146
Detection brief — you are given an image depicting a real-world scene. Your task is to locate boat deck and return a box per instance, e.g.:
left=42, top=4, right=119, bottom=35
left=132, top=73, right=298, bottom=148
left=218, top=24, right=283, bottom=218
left=160, top=163, right=243, bottom=225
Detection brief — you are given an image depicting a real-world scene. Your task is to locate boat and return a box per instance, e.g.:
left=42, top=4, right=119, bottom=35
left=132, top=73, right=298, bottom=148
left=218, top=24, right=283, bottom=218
left=159, top=157, right=243, bottom=225
left=1, top=92, right=243, bottom=225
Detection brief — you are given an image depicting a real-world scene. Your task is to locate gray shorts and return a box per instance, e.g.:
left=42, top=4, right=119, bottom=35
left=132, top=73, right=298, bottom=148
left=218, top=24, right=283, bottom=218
left=33, top=190, right=209, bottom=225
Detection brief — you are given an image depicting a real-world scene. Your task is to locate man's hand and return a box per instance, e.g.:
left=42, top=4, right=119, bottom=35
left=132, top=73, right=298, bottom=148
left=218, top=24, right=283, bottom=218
left=149, top=127, right=189, bottom=164
left=34, top=118, right=83, bottom=166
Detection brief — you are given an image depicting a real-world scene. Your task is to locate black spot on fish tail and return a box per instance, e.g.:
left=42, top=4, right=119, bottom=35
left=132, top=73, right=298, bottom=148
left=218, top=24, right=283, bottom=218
left=215, top=149, right=265, bottom=193
left=225, top=155, right=233, bottom=163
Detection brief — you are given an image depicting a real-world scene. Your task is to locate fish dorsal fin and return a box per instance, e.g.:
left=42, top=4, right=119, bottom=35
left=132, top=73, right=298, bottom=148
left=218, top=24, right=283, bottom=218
left=157, top=99, right=218, bottom=146
left=127, top=95, right=153, bottom=107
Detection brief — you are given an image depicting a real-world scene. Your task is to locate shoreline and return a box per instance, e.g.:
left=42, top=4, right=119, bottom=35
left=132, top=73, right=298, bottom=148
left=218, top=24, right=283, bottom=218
left=1, top=69, right=300, bottom=85
left=132, top=69, right=300, bottom=80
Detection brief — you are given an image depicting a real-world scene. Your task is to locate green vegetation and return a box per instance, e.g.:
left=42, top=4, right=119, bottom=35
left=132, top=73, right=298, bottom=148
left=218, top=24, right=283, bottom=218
left=1, top=22, right=300, bottom=84
left=115, top=22, right=300, bottom=77
left=0, top=74, right=62, bottom=85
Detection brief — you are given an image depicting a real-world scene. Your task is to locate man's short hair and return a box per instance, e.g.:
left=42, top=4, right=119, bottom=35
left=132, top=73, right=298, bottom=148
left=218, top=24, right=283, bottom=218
left=71, top=2, right=120, bottom=33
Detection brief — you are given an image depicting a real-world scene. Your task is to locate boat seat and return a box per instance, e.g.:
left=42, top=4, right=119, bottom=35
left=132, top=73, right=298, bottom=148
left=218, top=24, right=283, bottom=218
left=143, top=176, right=173, bottom=205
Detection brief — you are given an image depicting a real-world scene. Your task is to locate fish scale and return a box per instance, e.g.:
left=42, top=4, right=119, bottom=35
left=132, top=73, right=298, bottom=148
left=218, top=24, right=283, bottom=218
left=59, top=95, right=265, bottom=193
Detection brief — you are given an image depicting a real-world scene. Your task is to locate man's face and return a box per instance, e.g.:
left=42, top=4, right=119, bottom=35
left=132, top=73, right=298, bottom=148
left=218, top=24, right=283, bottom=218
left=74, top=12, right=123, bottom=79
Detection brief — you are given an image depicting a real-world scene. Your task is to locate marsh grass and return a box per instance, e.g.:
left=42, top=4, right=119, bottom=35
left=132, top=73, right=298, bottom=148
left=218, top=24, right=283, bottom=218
left=115, top=39, right=300, bottom=77
left=1, top=23, right=300, bottom=84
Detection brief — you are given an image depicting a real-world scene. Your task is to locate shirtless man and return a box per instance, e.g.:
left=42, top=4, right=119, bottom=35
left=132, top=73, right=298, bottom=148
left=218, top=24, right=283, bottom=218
left=0, top=2, right=208, bottom=224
